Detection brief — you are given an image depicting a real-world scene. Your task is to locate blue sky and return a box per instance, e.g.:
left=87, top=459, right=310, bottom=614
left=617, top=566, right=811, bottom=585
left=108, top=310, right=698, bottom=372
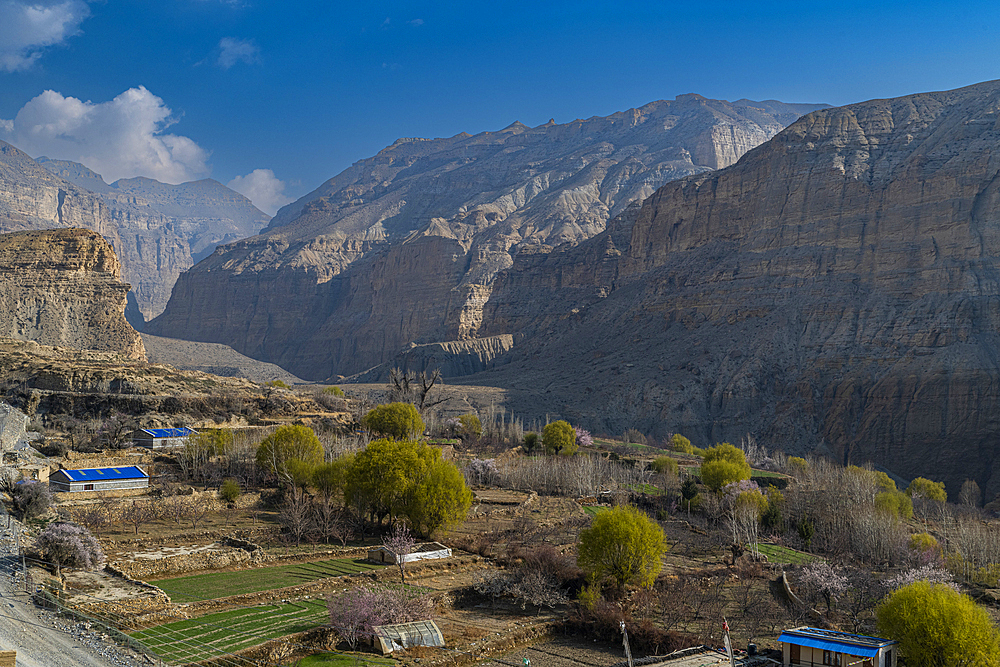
left=0, top=1, right=997, bottom=214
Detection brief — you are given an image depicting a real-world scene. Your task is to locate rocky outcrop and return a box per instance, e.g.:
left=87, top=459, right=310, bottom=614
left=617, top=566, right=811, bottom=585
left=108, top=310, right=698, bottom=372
left=467, top=79, right=1000, bottom=499
left=0, top=228, right=144, bottom=359
left=149, top=96, right=823, bottom=376
left=0, top=145, right=269, bottom=321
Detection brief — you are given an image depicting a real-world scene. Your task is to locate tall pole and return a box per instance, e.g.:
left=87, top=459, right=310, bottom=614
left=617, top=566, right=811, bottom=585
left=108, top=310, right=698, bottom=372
left=620, top=621, right=634, bottom=667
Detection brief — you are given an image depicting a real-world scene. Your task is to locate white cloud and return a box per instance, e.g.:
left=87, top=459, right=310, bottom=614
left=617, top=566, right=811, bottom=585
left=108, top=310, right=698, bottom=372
left=227, top=169, right=291, bottom=216
left=408, top=18, right=424, bottom=26
left=0, top=86, right=210, bottom=184
left=217, top=37, right=259, bottom=69
left=0, top=0, right=90, bottom=71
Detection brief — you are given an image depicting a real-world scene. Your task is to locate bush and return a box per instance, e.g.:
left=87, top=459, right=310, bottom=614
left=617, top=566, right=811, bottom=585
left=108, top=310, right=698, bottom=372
left=543, top=420, right=577, bottom=456
left=670, top=434, right=693, bottom=454
left=523, top=432, right=539, bottom=454
left=362, top=402, right=425, bottom=440
left=265, top=380, right=290, bottom=389
left=650, top=456, right=679, bottom=475
left=786, top=456, right=809, bottom=477
left=323, top=386, right=345, bottom=397
left=255, top=424, right=324, bottom=478
left=219, top=479, right=241, bottom=503
left=457, top=414, right=482, bottom=440
left=11, top=480, right=52, bottom=520
left=578, top=505, right=666, bottom=588
left=909, top=532, right=939, bottom=556
left=877, top=581, right=1000, bottom=666
left=623, top=428, right=646, bottom=445
left=875, top=490, right=914, bottom=519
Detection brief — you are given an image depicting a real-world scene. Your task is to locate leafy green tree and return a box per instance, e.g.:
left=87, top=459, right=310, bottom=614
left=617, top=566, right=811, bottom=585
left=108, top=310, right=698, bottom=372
left=542, top=420, right=577, bottom=455
left=347, top=439, right=421, bottom=525
left=323, top=386, right=345, bottom=397
left=405, top=455, right=473, bottom=537
left=907, top=477, right=947, bottom=502
left=255, top=424, right=324, bottom=479
left=362, top=402, right=425, bottom=440
left=700, top=443, right=751, bottom=491
left=651, top=456, right=679, bottom=475
left=577, top=505, right=666, bottom=589
left=875, top=490, right=914, bottom=519
left=285, top=458, right=317, bottom=489
left=877, top=580, right=1000, bottom=667
left=670, top=433, right=694, bottom=454
left=313, top=456, right=353, bottom=503
left=786, top=456, right=809, bottom=477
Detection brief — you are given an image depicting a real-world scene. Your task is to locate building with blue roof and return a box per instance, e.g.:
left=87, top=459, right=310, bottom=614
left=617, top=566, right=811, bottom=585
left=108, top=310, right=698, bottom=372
left=49, top=466, right=149, bottom=492
left=779, top=627, right=897, bottom=667
left=132, top=427, right=196, bottom=449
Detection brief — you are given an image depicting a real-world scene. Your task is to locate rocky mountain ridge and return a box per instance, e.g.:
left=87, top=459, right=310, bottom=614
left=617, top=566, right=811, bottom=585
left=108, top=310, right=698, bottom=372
left=0, top=144, right=270, bottom=321
left=0, top=228, right=144, bottom=359
left=148, top=95, right=825, bottom=375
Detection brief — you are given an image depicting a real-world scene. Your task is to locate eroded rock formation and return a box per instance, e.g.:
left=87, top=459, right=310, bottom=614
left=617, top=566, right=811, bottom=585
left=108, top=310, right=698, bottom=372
left=0, top=228, right=144, bottom=359
left=149, top=95, right=822, bottom=376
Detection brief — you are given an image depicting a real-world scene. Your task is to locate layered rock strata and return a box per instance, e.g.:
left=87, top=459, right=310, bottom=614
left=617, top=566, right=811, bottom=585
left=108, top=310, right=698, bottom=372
left=149, top=96, right=823, bottom=376
left=0, top=228, right=144, bottom=359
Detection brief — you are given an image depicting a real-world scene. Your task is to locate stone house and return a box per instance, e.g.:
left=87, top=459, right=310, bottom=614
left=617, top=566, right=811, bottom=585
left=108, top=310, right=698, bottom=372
left=132, top=427, right=196, bottom=449
left=49, top=466, right=149, bottom=492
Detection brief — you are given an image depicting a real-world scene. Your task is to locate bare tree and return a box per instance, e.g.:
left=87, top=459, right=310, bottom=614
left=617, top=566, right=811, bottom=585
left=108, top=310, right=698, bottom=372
left=960, top=479, right=982, bottom=507
left=279, top=487, right=312, bottom=547
left=121, top=500, right=154, bottom=535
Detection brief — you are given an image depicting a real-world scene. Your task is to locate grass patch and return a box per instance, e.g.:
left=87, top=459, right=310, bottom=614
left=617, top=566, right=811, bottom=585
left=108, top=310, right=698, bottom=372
left=299, top=653, right=395, bottom=666
left=627, top=483, right=668, bottom=496
left=582, top=506, right=609, bottom=517
left=152, top=558, right=384, bottom=602
left=757, top=544, right=819, bottom=565
left=131, top=599, right=332, bottom=663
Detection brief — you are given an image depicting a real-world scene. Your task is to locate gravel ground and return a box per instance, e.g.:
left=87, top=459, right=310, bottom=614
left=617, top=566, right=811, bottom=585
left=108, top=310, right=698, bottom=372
left=0, top=517, right=149, bottom=667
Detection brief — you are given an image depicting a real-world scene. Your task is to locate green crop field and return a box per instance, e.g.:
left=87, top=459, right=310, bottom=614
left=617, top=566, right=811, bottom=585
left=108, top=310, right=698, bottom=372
left=298, top=653, right=395, bottom=666
left=756, top=544, right=819, bottom=565
left=131, top=599, right=332, bottom=664
left=152, top=558, right=384, bottom=602
left=582, top=505, right=609, bottom=517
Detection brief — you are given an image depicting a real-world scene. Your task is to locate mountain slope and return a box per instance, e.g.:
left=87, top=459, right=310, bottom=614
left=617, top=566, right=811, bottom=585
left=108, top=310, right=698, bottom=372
left=149, top=95, right=825, bottom=376
left=464, top=79, right=1000, bottom=498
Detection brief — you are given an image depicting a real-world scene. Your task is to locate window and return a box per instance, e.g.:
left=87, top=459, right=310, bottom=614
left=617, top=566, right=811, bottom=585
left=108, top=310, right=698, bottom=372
left=83, top=484, right=94, bottom=491
left=823, top=651, right=841, bottom=666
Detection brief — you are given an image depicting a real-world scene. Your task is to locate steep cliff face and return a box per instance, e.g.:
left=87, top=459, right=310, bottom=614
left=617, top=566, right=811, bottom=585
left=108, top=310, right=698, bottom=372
left=0, top=145, right=269, bottom=321
left=471, top=80, right=1000, bottom=498
left=0, top=228, right=144, bottom=359
left=149, top=96, right=823, bottom=376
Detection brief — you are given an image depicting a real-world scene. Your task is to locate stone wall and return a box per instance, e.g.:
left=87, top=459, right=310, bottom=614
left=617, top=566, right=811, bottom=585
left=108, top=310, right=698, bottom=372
left=0, top=402, right=28, bottom=452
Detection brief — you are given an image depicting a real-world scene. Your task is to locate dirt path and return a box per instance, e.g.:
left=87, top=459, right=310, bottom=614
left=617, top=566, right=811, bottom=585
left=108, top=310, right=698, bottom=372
left=0, top=518, right=144, bottom=667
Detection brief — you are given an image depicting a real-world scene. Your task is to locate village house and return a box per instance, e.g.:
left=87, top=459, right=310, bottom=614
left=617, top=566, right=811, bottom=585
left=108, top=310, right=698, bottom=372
left=49, top=466, right=149, bottom=493
left=132, top=427, right=196, bottom=450
left=779, top=627, right=897, bottom=667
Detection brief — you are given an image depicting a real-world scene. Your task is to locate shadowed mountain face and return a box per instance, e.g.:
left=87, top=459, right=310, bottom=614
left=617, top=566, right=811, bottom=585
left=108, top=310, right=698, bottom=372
left=0, top=148, right=270, bottom=322
left=148, top=95, right=824, bottom=376
left=463, top=79, right=1000, bottom=498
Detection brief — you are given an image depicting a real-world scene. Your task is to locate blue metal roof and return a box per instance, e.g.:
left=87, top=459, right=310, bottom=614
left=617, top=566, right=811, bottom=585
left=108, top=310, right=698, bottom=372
left=57, top=466, right=147, bottom=482
left=779, top=628, right=891, bottom=657
left=139, top=428, right=195, bottom=438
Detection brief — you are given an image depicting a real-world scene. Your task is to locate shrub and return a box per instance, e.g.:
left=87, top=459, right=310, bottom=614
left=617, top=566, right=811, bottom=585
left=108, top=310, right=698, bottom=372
left=219, top=479, right=241, bottom=503
left=457, top=414, right=482, bottom=440
left=875, top=490, right=914, bottom=519
left=362, top=402, right=425, bottom=440
left=543, top=420, right=577, bottom=456
left=786, top=456, right=809, bottom=477
left=909, top=532, right=940, bottom=556
left=578, top=505, right=666, bottom=588
left=265, top=380, right=290, bottom=389
left=623, top=428, right=647, bottom=445
left=323, top=386, right=345, bottom=397
left=670, top=434, right=693, bottom=454
left=523, top=432, right=539, bottom=454
left=650, top=456, right=679, bottom=475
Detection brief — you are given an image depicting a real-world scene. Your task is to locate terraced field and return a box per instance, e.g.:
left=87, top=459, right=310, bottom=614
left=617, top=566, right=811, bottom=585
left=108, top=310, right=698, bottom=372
left=131, top=599, right=333, bottom=663
left=152, top=558, right=384, bottom=602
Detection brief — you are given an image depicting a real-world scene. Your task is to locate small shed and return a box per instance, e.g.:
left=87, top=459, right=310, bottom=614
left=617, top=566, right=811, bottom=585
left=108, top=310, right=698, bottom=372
left=132, top=427, right=195, bottom=449
left=49, top=466, right=149, bottom=493
left=779, top=627, right=898, bottom=667
left=17, top=464, right=49, bottom=483
left=368, top=542, right=451, bottom=565
left=372, top=620, right=444, bottom=654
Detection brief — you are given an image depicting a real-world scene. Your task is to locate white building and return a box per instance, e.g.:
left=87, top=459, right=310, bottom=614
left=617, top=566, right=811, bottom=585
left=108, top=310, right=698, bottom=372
left=779, top=627, right=897, bottom=667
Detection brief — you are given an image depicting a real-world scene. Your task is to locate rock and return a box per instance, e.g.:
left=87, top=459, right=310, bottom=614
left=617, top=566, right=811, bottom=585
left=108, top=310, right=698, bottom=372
left=147, top=96, right=824, bottom=378
left=0, top=228, right=144, bottom=359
